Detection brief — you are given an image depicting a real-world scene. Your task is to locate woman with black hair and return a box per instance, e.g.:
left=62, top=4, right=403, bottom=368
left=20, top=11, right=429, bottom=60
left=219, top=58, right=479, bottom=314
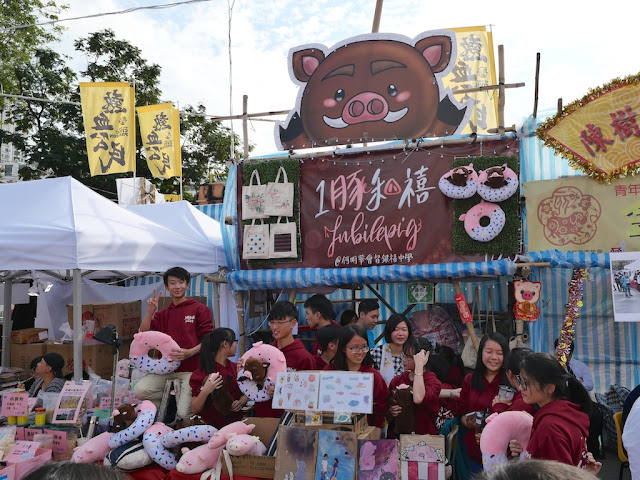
left=326, top=325, right=389, bottom=439
left=508, top=353, right=601, bottom=474
left=28, top=353, right=66, bottom=396
left=490, top=347, right=536, bottom=415
left=190, top=328, right=247, bottom=428
left=370, top=313, right=413, bottom=385
left=459, top=332, right=510, bottom=474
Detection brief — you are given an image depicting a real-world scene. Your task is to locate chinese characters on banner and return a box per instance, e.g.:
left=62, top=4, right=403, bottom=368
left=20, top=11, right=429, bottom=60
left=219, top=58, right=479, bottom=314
left=80, top=82, right=135, bottom=176
left=138, top=103, right=182, bottom=178
left=523, top=176, right=640, bottom=252
left=444, top=26, right=499, bottom=135
left=1, top=393, right=29, bottom=416
left=538, top=76, right=640, bottom=182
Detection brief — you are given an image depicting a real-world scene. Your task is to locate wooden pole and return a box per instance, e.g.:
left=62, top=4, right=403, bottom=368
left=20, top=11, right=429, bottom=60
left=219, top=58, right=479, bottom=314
left=557, top=98, right=563, bottom=115
left=288, top=290, right=297, bottom=304
left=451, top=280, right=480, bottom=350
left=242, top=95, right=249, bottom=161
left=235, top=291, right=246, bottom=355
left=497, top=45, right=505, bottom=136
left=372, top=0, right=383, bottom=33
left=533, top=52, right=541, bottom=118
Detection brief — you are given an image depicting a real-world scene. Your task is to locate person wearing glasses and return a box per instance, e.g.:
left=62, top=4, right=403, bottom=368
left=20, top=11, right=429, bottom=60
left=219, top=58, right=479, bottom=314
left=508, top=353, right=601, bottom=474
left=489, top=347, right=536, bottom=415
left=190, top=328, right=248, bottom=428
left=459, top=332, right=510, bottom=475
left=325, top=325, right=389, bottom=439
left=255, top=301, right=315, bottom=418
left=370, top=313, right=413, bottom=385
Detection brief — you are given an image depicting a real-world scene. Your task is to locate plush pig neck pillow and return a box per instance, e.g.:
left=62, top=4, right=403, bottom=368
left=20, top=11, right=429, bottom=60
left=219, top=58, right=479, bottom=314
left=237, top=341, right=286, bottom=401
left=480, top=410, right=534, bottom=472
left=71, top=431, right=113, bottom=463
left=130, top=331, right=181, bottom=374
left=109, top=400, right=158, bottom=449
left=226, top=434, right=266, bottom=456
left=176, top=443, right=225, bottom=474
left=208, top=419, right=256, bottom=449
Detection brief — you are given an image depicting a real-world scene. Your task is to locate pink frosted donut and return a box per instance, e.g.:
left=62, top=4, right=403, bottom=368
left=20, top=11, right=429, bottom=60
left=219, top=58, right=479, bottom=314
left=477, top=164, right=518, bottom=202
left=438, top=164, right=478, bottom=199
left=459, top=200, right=505, bottom=242
left=130, top=331, right=181, bottom=374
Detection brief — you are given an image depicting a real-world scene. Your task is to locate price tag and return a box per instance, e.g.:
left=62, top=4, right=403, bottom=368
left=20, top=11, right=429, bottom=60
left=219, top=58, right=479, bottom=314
left=51, top=430, right=68, bottom=453
left=4, top=441, right=41, bottom=462
left=99, top=397, right=111, bottom=409
left=24, top=428, right=44, bottom=442
left=1, top=393, right=29, bottom=417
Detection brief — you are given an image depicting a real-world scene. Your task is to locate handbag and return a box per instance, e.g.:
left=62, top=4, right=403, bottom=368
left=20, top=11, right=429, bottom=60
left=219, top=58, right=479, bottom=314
left=242, top=169, right=267, bottom=219
left=243, top=219, right=270, bottom=259
left=269, top=216, right=297, bottom=259
left=264, top=166, right=294, bottom=217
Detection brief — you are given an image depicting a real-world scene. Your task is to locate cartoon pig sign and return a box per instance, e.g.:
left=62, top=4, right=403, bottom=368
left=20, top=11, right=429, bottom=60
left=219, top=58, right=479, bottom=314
left=276, top=31, right=472, bottom=150
left=514, top=280, right=542, bottom=321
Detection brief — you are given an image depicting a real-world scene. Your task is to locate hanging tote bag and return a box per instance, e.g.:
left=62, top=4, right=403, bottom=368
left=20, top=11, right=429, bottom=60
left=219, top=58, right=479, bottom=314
left=243, top=219, right=270, bottom=259
left=269, top=217, right=298, bottom=259
left=242, top=169, right=267, bottom=220
left=264, top=166, right=294, bottom=217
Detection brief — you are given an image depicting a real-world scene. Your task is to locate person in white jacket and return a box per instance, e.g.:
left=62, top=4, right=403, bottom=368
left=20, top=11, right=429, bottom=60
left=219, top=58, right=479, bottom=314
left=624, top=398, right=640, bottom=480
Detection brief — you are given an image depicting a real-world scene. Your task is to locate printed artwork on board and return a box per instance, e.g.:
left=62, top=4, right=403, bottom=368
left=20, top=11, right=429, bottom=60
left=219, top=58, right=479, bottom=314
left=274, top=426, right=318, bottom=480
left=315, top=430, right=357, bottom=480
left=357, top=439, right=399, bottom=480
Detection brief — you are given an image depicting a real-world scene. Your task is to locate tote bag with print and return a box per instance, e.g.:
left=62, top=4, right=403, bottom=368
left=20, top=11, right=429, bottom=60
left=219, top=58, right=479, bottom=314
left=264, top=166, right=294, bottom=217
left=269, top=217, right=298, bottom=259
left=243, top=219, right=270, bottom=259
left=242, top=169, right=267, bottom=220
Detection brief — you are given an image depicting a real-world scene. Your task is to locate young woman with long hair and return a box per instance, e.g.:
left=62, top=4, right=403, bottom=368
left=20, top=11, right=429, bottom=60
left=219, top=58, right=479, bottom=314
left=190, top=328, right=247, bottom=428
left=370, top=313, right=413, bottom=385
left=489, top=347, right=536, bottom=415
left=327, top=325, right=389, bottom=439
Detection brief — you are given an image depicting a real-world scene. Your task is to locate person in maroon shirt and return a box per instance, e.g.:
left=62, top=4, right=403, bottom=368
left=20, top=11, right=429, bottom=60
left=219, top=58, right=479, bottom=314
left=459, top=332, right=509, bottom=476
left=134, top=267, right=213, bottom=421
left=490, top=347, right=536, bottom=416
left=312, top=324, right=343, bottom=370
left=388, top=337, right=442, bottom=436
left=190, top=328, right=248, bottom=428
left=325, top=325, right=389, bottom=439
left=253, top=301, right=316, bottom=418
left=305, top=294, right=339, bottom=356
left=508, top=353, right=601, bottom=475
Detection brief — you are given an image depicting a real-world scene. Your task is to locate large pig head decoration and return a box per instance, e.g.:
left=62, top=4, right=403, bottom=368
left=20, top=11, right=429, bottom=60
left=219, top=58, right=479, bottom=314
left=276, top=31, right=472, bottom=150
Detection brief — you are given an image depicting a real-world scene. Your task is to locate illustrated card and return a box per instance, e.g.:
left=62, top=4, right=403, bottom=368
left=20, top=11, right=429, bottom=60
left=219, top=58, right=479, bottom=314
left=317, top=372, right=373, bottom=414
left=272, top=371, right=321, bottom=411
left=315, top=430, right=357, bottom=480
left=357, top=439, right=399, bottom=480
left=274, top=426, right=318, bottom=480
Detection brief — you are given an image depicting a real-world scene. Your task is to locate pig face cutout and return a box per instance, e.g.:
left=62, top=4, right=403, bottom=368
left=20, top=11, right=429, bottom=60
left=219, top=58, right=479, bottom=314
left=276, top=31, right=472, bottom=150
left=513, top=280, right=542, bottom=322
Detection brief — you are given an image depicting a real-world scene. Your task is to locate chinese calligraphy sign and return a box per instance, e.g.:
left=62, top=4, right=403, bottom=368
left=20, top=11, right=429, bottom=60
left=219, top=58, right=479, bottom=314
left=138, top=103, right=182, bottom=179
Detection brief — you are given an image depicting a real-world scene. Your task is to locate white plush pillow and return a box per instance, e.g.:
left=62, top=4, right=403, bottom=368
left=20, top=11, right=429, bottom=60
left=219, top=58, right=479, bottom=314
left=104, top=440, right=153, bottom=471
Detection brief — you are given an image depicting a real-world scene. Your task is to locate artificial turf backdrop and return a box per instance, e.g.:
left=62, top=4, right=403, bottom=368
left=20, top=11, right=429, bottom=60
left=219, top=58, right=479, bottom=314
left=451, top=155, right=521, bottom=256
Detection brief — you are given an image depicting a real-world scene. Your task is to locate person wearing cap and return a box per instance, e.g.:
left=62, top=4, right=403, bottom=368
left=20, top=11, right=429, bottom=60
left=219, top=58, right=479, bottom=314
left=27, top=353, right=66, bottom=396
left=313, top=324, right=343, bottom=369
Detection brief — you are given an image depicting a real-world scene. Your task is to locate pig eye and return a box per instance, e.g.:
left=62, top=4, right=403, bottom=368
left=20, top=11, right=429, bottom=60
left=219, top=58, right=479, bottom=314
left=387, top=84, right=398, bottom=97
left=334, top=89, right=345, bottom=102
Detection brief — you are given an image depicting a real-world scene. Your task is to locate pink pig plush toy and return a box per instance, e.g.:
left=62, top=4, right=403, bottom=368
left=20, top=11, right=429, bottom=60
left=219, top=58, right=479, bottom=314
left=130, top=331, right=181, bottom=374
left=226, top=434, right=266, bottom=456
left=208, top=419, right=256, bottom=449
left=480, top=411, right=534, bottom=472
left=176, top=443, right=225, bottom=474
left=71, top=432, right=113, bottom=463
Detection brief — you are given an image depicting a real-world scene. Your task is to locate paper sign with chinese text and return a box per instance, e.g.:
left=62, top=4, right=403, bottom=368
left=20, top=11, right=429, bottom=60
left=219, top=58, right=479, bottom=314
left=138, top=103, right=182, bottom=179
left=80, top=82, right=135, bottom=177
left=523, top=176, right=640, bottom=252
left=4, top=441, right=41, bottom=463
left=52, top=381, right=91, bottom=425
left=1, top=393, right=29, bottom=417
left=408, top=283, right=435, bottom=304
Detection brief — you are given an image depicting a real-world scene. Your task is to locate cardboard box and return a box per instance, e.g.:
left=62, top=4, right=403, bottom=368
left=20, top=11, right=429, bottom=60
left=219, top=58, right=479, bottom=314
left=291, top=412, right=368, bottom=434
left=221, top=417, right=280, bottom=479
left=44, top=338, right=131, bottom=379
left=157, top=296, right=207, bottom=310
left=10, top=342, right=47, bottom=371
left=67, top=301, right=141, bottom=339
left=10, top=328, right=49, bottom=344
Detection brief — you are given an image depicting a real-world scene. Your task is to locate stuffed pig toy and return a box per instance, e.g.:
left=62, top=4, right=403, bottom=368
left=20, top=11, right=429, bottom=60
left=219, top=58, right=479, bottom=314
left=176, top=443, right=225, bottom=474
left=480, top=410, right=534, bottom=471
left=208, top=419, right=255, bottom=449
left=71, top=431, right=113, bottom=463
left=226, top=434, right=266, bottom=456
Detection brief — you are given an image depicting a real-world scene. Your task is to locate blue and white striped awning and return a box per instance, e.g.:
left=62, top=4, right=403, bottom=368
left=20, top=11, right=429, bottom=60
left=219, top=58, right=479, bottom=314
left=227, top=259, right=516, bottom=291
left=527, top=250, right=610, bottom=269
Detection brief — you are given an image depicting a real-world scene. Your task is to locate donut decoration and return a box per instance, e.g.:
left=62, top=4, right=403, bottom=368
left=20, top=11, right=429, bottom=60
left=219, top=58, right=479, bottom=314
left=459, top=200, right=506, bottom=242
left=476, top=164, right=519, bottom=203
left=142, top=422, right=177, bottom=470
left=109, top=400, right=157, bottom=449
left=130, top=331, right=181, bottom=374
left=480, top=411, right=533, bottom=472
left=237, top=341, right=286, bottom=402
left=161, top=425, right=218, bottom=449
left=438, top=163, right=479, bottom=199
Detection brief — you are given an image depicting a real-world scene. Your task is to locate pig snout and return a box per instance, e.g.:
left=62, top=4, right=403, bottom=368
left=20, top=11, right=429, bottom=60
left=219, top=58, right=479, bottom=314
left=342, top=92, right=389, bottom=124
left=521, top=291, right=534, bottom=301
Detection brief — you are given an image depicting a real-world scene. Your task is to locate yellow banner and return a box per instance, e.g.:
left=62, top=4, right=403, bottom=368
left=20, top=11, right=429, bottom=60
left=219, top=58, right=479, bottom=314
left=164, top=194, right=180, bottom=202
left=80, top=82, right=135, bottom=176
left=524, top=176, right=640, bottom=252
left=443, top=26, right=498, bottom=134
left=537, top=74, right=640, bottom=182
left=138, top=104, right=182, bottom=179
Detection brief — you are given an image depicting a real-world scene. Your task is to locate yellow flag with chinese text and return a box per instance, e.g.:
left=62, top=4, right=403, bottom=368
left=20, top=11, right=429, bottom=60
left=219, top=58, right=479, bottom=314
left=138, top=103, right=182, bottom=179
left=442, top=26, right=499, bottom=134
left=80, top=82, right=136, bottom=176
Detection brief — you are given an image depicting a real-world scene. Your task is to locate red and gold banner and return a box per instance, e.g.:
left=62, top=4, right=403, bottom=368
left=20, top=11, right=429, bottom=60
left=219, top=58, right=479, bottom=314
left=524, top=176, right=640, bottom=252
left=536, top=73, right=640, bottom=182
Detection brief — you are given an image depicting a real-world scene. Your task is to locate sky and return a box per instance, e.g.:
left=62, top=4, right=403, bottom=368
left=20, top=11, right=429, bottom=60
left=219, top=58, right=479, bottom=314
left=52, top=0, right=638, bottom=157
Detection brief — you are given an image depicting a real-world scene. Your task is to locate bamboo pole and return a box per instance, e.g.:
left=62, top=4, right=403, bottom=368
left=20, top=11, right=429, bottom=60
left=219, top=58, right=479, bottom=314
left=371, top=0, right=383, bottom=33
left=451, top=279, right=479, bottom=350
left=242, top=95, right=249, bottom=161
left=533, top=52, right=541, bottom=118
left=451, top=82, right=524, bottom=95
left=235, top=291, right=246, bottom=355
left=288, top=290, right=297, bottom=304
left=497, top=45, right=505, bottom=136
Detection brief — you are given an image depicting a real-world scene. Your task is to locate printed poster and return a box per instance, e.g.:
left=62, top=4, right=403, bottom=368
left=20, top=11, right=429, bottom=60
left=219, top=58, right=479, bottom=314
left=610, top=251, right=640, bottom=322
left=317, top=372, right=373, bottom=414
left=273, top=371, right=320, bottom=411
left=315, top=430, right=357, bottom=480
left=52, top=381, right=92, bottom=425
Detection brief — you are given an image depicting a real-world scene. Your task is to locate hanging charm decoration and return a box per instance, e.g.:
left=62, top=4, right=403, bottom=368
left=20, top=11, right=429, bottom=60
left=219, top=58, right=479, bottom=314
left=554, top=268, right=587, bottom=367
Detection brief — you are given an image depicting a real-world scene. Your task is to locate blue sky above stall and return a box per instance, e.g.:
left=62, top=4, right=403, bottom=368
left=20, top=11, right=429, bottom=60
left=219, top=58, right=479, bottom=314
left=57, top=0, right=636, bottom=155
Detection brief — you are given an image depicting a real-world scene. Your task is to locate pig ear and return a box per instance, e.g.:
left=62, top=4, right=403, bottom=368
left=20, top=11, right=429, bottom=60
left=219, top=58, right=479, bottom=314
left=415, top=35, right=453, bottom=74
left=291, top=48, right=325, bottom=82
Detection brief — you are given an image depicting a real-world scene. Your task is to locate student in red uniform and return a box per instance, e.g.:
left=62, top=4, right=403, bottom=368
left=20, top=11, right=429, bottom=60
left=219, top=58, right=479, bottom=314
left=459, top=332, right=510, bottom=475
left=325, top=325, right=389, bottom=439
left=370, top=313, right=413, bottom=385
left=429, top=354, right=462, bottom=432
left=313, top=324, right=343, bottom=370
left=508, top=353, right=601, bottom=474
left=135, top=267, right=213, bottom=421
left=388, top=337, right=442, bottom=435
left=490, top=347, right=536, bottom=415
left=254, top=301, right=316, bottom=418
left=190, top=328, right=248, bottom=428
left=305, top=294, right=339, bottom=356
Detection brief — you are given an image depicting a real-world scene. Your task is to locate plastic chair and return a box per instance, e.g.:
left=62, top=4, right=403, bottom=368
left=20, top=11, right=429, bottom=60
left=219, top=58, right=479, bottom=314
left=613, top=411, right=630, bottom=480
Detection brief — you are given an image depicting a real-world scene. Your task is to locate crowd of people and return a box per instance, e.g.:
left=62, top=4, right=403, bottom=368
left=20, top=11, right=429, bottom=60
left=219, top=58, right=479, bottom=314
left=123, top=266, right=608, bottom=479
